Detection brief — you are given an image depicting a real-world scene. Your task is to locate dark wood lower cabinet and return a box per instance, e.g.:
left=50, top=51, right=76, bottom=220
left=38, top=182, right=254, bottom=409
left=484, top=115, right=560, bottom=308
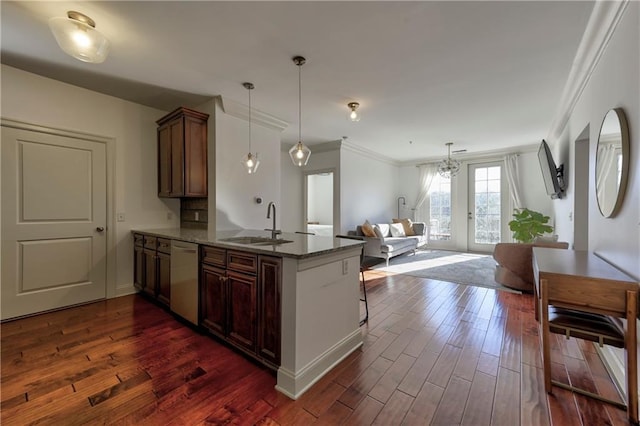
left=156, top=251, right=171, bottom=307
left=200, top=249, right=281, bottom=369
left=200, top=264, right=226, bottom=337
left=133, top=233, right=171, bottom=307
left=258, top=256, right=281, bottom=367
left=227, top=271, right=257, bottom=352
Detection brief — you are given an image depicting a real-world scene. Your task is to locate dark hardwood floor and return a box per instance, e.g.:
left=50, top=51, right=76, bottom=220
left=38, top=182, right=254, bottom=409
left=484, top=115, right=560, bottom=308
left=1, top=269, right=632, bottom=425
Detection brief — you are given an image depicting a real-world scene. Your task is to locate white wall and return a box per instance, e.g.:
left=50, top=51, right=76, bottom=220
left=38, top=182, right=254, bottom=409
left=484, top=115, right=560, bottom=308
left=203, top=98, right=282, bottom=231
left=552, top=3, right=639, bottom=279
left=280, top=151, right=304, bottom=232
left=0, top=65, right=180, bottom=297
left=340, top=146, right=398, bottom=234
left=307, top=173, right=333, bottom=224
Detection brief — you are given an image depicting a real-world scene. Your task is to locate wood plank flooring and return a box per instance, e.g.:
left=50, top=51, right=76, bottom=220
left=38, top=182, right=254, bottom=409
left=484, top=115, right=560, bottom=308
left=1, top=269, right=632, bottom=425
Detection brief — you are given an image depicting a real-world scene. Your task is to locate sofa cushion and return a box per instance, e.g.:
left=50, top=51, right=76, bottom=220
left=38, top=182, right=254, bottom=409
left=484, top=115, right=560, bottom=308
left=361, top=220, right=376, bottom=237
left=390, top=223, right=406, bottom=237
left=393, top=218, right=415, bottom=236
left=375, top=224, right=391, bottom=238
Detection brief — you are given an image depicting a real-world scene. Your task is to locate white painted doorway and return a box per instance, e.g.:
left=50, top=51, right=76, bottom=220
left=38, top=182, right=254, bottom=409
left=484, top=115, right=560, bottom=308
left=1, top=125, right=107, bottom=320
left=304, top=170, right=335, bottom=237
left=467, top=162, right=508, bottom=252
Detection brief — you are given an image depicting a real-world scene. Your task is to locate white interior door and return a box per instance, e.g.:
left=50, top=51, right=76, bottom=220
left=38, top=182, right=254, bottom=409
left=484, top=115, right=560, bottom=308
left=1, top=126, right=107, bottom=320
left=467, top=162, right=508, bottom=252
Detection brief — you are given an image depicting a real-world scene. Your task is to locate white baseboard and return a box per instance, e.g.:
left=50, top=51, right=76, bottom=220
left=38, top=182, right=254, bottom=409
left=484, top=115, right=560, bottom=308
left=114, top=285, right=137, bottom=298
left=276, top=329, right=363, bottom=400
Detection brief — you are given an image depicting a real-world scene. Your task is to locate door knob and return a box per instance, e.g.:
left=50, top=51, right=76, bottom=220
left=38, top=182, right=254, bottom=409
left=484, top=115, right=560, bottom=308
left=96, top=227, right=105, bottom=232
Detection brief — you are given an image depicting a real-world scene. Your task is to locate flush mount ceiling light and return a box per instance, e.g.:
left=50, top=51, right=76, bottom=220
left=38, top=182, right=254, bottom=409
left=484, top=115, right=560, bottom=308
left=241, top=82, right=260, bottom=174
left=289, top=56, right=311, bottom=167
left=49, top=11, right=110, bottom=63
left=438, top=142, right=461, bottom=178
left=347, top=102, right=361, bottom=122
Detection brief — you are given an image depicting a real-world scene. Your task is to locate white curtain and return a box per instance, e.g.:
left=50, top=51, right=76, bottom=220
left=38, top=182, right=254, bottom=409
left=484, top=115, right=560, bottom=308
left=414, top=164, right=438, bottom=210
left=596, top=143, right=617, bottom=202
left=504, top=154, right=523, bottom=209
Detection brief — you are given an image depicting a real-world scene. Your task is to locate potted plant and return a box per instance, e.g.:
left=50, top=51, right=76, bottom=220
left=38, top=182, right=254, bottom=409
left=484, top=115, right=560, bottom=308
left=508, top=208, right=554, bottom=243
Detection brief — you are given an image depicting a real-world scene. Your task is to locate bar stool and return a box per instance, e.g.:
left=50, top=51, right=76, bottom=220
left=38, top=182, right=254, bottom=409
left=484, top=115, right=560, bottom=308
left=336, top=235, right=368, bottom=326
left=540, top=279, right=638, bottom=423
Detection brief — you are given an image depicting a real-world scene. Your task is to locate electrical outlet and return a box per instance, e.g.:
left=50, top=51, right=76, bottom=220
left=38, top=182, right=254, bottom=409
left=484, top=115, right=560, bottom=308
left=116, top=212, right=125, bottom=222
left=342, top=259, right=348, bottom=275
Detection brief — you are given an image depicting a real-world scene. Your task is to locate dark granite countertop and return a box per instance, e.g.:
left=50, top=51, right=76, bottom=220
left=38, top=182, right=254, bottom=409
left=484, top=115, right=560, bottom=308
left=131, top=228, right=363, bottom=259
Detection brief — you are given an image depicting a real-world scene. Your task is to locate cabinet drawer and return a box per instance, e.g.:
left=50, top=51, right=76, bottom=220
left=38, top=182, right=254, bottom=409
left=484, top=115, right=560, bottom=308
left=134, top=233, right=144, bottom=247
left=143, top=236, right=157, bottom=250
left=202, top=246, right=226, bottom=267
left=157, top=238, right=171, bottom=254
left=228, top=251, right=257, bottom=274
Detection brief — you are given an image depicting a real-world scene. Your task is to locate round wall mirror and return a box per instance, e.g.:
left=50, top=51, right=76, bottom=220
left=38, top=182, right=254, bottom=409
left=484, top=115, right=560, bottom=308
left=595, top=108, right=629, bottom=218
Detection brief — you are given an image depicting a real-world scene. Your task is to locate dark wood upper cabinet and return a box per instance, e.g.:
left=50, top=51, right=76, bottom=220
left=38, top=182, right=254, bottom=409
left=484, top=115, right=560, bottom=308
left=156, top=107, right=209, bottom=198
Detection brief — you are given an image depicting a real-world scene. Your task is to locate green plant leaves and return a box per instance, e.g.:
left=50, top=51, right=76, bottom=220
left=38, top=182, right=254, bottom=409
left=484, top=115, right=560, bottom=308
left=508, top=208, right=553, bottom=243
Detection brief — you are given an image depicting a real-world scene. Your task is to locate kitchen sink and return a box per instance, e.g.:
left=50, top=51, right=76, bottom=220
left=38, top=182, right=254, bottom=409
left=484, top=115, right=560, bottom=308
left=219, top=236, right=293, bottom=245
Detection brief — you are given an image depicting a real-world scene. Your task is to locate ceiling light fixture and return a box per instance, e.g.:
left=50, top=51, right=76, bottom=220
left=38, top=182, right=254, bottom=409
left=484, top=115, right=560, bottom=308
left=49, top=11, right=110, bottom=64
left=241, top=82, right=260, bottom=174
left=289, top=56, right=311, bottom=167
left=438, top=142, right=461, bottom=178
left=347, top=102, right=361, bottom=122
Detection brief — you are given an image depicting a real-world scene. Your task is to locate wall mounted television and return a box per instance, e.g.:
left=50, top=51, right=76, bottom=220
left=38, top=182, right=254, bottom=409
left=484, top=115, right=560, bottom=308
left=538, top=139, right=565, bottom=199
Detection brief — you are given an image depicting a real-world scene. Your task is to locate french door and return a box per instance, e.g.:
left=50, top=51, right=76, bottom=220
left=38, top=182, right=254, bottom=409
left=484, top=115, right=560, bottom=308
left=467, top=162, right=508, bottom=252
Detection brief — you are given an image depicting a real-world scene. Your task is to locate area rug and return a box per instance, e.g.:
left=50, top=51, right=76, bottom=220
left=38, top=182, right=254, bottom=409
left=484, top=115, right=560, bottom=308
left=370, top=249, right=521, bottom=293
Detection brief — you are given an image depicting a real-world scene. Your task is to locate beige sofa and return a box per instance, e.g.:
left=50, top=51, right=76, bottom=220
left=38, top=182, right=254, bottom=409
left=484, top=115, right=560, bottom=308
left=493, top=240, right=569, bottom=292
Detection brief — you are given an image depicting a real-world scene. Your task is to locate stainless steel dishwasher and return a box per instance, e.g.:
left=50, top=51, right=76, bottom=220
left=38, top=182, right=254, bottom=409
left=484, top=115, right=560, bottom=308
left=170, top=241, right=198, bottom=325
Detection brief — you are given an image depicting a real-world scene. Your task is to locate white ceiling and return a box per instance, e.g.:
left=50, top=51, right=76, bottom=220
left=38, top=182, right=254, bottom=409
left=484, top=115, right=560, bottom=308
left=1, top=1, right=594, bottom=163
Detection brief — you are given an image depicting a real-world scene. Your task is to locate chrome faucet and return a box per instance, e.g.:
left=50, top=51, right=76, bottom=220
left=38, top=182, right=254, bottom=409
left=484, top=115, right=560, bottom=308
left=265, top=202, right=282, bottom=239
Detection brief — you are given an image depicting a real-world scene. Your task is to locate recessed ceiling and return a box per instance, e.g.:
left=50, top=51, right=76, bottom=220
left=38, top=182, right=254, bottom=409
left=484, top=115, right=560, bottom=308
left=1, top=1, right=594, bottom=162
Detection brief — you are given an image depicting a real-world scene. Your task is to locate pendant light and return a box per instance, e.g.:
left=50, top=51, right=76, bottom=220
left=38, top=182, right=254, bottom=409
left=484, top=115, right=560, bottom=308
left=241, top=82, right=260, bottom=174
left=289, top=56, right=311, bottom=167
left=437, top=142, right=461, bottom=178
left=347, top=102, right=361, bottom=122
left=49, top=11, right=110, bottom=63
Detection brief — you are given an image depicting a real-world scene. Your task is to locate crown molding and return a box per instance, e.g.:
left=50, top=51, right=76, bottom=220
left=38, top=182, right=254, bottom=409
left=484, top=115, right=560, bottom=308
left=341, top=141, right=400, bottom=166
left=546, top=0, right=629, bottom=143
left=218, top=95, right=289, bottom=132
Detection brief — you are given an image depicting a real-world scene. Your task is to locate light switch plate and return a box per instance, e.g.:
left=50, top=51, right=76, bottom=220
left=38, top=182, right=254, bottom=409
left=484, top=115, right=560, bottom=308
left=116, top=213, right=125, bottom=222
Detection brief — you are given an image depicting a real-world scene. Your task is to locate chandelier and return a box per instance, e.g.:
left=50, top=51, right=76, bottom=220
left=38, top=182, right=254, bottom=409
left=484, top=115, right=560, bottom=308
left=288, top=56, right=311, bottom=167
left=438, top=142, right=461, bottom=178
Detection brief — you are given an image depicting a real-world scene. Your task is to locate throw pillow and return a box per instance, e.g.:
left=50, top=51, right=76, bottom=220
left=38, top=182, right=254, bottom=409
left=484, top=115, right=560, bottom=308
left=390, top=222, right=406, bottom=237
left=361, top=220, right=376, bottom=237
left=393, top=218, right=415, bottom=236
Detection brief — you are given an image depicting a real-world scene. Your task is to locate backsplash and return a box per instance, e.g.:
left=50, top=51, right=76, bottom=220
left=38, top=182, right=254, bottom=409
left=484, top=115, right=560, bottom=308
left=181, top=198, right=208, bottom=229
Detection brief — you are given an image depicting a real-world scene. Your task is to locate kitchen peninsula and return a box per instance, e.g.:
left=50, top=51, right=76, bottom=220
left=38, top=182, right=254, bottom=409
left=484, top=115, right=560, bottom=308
left=132, top=228, right=364, bottom=399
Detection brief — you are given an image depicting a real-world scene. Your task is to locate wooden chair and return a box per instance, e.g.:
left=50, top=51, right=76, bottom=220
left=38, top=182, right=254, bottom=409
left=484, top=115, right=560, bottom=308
left=540, top=278, right=638, bottom=423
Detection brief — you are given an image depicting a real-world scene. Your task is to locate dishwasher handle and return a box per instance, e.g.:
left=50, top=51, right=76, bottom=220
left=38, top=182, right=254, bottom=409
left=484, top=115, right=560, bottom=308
left=172, top=244, right=197, bottom=254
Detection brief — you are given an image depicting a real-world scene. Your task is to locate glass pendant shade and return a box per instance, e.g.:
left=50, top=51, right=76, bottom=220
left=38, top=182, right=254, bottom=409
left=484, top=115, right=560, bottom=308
left=437, top=142, right=461, bottom=178
left=49, top=11, right=110, bottom=63
left=241, top=82, right=259, bottom=174
left=242, top=152, right=260, bottom=174
left=289, top=56, right=311, bottom=167
left=348, top=102, right=361, bottom=122
left=289, top=141, right=311, bottom=167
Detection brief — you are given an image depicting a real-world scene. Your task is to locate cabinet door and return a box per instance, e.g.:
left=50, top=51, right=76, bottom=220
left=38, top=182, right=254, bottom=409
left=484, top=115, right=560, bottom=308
left=258, top=256, right=281, bottom=366
left=184, top=116, right=207, bottom=197
left=169, top=118, right=184, bottom=197
left=134, top=245, right=144, bottom=291
left=157, top=251, right=171, bottom=307
left=143, top=248, right=157, bottom=297
left=200, top=264, right=226, bottom=337
left=227, top=270, right=257, bottom=353
left=157, top=124, right=172, bottom=197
